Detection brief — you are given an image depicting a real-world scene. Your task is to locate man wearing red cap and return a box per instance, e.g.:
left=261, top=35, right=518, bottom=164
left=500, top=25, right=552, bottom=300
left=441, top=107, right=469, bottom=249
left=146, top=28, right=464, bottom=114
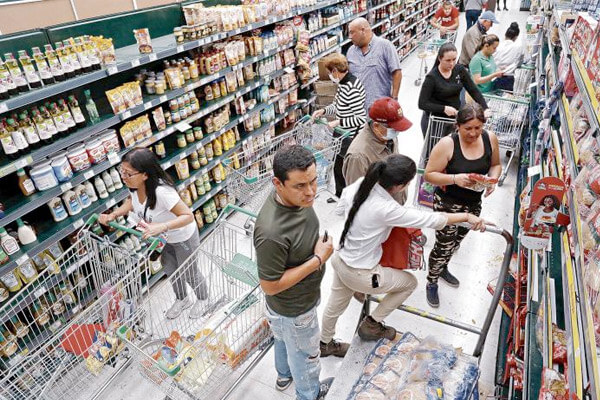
left=343, top=97, right=413, bottom=204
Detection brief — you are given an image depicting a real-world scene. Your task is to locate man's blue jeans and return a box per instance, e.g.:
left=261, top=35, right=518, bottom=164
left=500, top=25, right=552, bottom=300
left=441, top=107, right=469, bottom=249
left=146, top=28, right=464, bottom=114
left=266, top=305, right=321, bottom=400
left=465, top=10, right=481, bottom=30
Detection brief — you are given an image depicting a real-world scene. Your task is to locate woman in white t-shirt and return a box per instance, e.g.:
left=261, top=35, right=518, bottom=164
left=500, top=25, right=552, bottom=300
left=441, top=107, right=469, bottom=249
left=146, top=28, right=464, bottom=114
left=494, top=22, right=525, bottom=91
left=99, top=148, right=208, bottom=319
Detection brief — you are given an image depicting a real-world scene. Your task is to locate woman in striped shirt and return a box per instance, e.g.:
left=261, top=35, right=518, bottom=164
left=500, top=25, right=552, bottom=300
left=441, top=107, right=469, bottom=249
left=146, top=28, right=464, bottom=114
left=312, top=52, right=367, bottom=200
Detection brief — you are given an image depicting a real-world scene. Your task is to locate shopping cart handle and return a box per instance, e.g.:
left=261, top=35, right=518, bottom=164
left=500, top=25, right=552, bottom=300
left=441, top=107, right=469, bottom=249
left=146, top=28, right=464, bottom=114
left=455, top=222, right=505, bottom=236
left=298, top=115, right=352, bottom=139
left=220, top=204, right=258, bottom=219
left=86, top=213, right=161, bottom=251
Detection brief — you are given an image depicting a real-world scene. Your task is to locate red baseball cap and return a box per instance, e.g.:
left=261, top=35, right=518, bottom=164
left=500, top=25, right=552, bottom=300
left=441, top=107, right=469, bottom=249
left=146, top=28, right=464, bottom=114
left=368, top=97, right=413, bottom=132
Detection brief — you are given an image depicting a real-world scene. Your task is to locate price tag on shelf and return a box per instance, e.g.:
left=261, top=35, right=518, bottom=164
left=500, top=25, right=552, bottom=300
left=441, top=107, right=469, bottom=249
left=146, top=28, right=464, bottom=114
left=107, top=65, right=119, bottom=75
left=527, top=165, right=541, bottom=177
left=15, top=158, right=30, bottom=170
left=163, top=161, right=172, bottom=169
left=60, top=182, right=73, bottom=192
left=16, top=254, right=29, bottom=266
left=130, top=58, right=141, bottom=68
left=106, top=198, right=116, bottom=208
left=74, top=219, right=84, bottom=229
left=179, top=153, right=187, bottom=161
left=186, top=84, right=196, bottom=93
left=209, top=134, right=216, bottom=142
left=108, top=152, right=121, bottom=166
left=120, top=110, right=132, bottom=121
left=235, top=28, right=242, bottom=35
left=159, top=95, right=168, bottom=103
left=0, top=103, right=7, bottom=113
left=144, top=101, right=153, bottom=111
left=177, top=45, right=185, bottom=53
left=175, top=121, right=193, bottom=132
left=149, top=54, right=157, bottom=62
left=84, top=170, right=95, bottom=180
left=34, top=286, right=47, bottom=298
left=196, top=39, right=205, bottom=47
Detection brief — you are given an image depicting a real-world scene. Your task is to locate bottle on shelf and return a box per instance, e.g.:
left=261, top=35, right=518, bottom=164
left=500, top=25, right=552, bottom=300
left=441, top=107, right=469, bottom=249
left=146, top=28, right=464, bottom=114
left=67, top=95, right=87, bottom=129
left=9, top=314, right=29, bottom=339
left=17, top=50, right=42, bottom=89
left=0, top=227, right=20, bottom=255
left=44, top=44, right=65, bottom=82
left=46, top=289, right=65, bottom=316
left=0, top=60, right=19, bottom=97
left=62, top=190, right=82, bottom=216
left=57, top=99, right=77, bottom=134
left=0, top=281, right=8, bottom=303
left=84, top=180, right=98, bottom=203
left=55, top=43, right=75, bottom=79
left=58, top=281, right=77, bottom=307
left=47, top=102, right=69, bottom=137
left=31, top=300, right=50, bottom=328
left=75, top=184, right=92, bottom=209
left=0, top=328, right=18, bottom=358
left=4, top=53, right=29, bottom=93
left=6, top=117, right=29, bottom=153
left=84, top=90, right=100, bottom=124
left=17, top=169, right=36, bottom=197
left=83, top=37, right=102, bottom=71
left=101, top=171, right=115, bottom=193
left=0, top=121, right=20, bottom=159
left=16, top=219, right=37, bottom=245
left=62, top=41, right=83, bottom=77
left=31, top=47, right=55, bottom=86
left=94, top=176, right=109, bottom=199
left=18, top=111, right=41, bottom=150
left=72, top=38, right=92, bottom=74
left=31, top=109, right=54, bottom=145
left=109, top=167, right=123, bottom=190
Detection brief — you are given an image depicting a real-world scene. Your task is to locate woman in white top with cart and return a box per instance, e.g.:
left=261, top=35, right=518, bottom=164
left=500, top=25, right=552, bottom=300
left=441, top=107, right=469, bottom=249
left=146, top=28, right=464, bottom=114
left=493, top=23, right=525, bottom=91
left=99, top=147, right=208, bottom=319
left=319, top=154, right=487, bottom=346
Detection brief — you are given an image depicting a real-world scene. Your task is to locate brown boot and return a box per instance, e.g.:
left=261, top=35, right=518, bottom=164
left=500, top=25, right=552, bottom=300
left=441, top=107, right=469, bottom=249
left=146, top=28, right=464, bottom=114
left=358, top=316, right=396, bottom=341
left=320, top=339, right=350, bottom=357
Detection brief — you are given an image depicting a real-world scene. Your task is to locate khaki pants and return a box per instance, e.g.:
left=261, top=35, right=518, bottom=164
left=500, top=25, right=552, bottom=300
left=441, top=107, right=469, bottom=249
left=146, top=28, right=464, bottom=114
left=320, top=253, right=418, bottom=343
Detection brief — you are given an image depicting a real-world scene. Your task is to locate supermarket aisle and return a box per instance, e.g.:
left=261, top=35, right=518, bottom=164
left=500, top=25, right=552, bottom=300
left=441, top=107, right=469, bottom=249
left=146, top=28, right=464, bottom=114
left=103, top=4, right=529, bottom=400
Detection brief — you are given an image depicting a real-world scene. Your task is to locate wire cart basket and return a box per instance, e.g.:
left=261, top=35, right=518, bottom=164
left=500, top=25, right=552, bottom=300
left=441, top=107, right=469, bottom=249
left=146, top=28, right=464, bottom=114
left=512, top=65, right=535, bottom=95
left=225, top=116, right=351, bottom=215
left=414, top=32, right=455, bottom=86
left=117, top=204, right=273, bottom=400
left=0, top=215, right=161, bottom=400
left=413, top=115, right=456, bottom=208
left=482, top=92, right=530, bottom=186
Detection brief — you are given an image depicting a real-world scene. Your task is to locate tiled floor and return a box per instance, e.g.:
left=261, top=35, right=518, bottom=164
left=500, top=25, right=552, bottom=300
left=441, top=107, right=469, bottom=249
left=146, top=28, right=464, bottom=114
left=102, top=4, right=530, bottom=399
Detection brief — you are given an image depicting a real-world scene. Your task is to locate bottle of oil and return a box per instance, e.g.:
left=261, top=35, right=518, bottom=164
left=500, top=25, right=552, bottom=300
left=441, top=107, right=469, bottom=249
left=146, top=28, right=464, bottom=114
left=55, top=43, right=75, bottom=79
left=31, top=47, right=55, bottom=86
left=18, top=111, right=41, bottom=150
left=44, top=44, right=65, bottom=82
left=6, top=117, right=29, bottom=153
left=39, top=105, right=60, bottom=140
left=73, top=37, right=92, bottom=73
left=62, top=41, right=82, bottom=77
left=4, top=53, right=29, bottom=93
left=31, top=108, right=53, bottom=144
left=0, top=60, right=19, bottom=96
left=17, top=50, right=42, bottom=89
left=48, top=102, right=69, bottom=137
left=0, top=120, right=19, bottom=159
left=84, top=36, right=102, bottom=71
left=67, top=95, right=86, bottom=129
left=57, top=99, right=76, bottom=133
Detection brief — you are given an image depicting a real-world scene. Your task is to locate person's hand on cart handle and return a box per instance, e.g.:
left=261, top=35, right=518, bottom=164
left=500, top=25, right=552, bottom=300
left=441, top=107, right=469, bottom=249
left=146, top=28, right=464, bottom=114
left=312, top=109, right=325, bottom=121
left=328, top=120, right=340, bottom=129
left=444, top=106, right=458, bottom=117
left=98, top=212, right=116, bottom=226
left=314, top=235, right=334, bottom=270
left=466, top=214, right=488, bottom=232
left=139, top=220, right=168, bottom=240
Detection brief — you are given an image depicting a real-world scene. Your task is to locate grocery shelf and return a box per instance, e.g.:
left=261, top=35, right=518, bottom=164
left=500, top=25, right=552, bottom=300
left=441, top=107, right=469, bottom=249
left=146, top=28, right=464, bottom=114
left=301, top=75, right=319, bottom=90
left=372, top=17, right=389, bottom=30
left=0, top=187, right=129, bottom=279
left=0, top=0, right=344, bottom=118
left=389, top=9, right=404, bottom=19
left=308, top=10, right=367, bottom=39
left=311, top=44, right=342, bottom=64
left=370, top=0, right=396, bottom=13
left=571, top=53, right=600, bottom=133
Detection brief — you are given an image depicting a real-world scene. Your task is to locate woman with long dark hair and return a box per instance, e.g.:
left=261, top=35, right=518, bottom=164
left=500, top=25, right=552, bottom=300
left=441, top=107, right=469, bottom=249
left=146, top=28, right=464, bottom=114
left=99, top=147, right=208, bottom=319
left=319, top=154, right=486, bottom=345
left=418, top=42, right=487, bottom=137
left=469, top=34, right=503, bottom=93
left=423, top=103, right=501, bottom=308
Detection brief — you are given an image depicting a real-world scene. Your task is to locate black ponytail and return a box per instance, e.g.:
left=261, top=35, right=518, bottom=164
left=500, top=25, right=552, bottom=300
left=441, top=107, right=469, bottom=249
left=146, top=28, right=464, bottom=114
left=505, top=22, right=520, bottom=40
left=339, top=155, right=417, bottom=248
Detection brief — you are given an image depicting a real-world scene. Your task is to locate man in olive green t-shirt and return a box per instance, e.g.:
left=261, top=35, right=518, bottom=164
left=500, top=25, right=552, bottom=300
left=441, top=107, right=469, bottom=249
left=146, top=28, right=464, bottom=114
left=254, top=145, right=343, bottom=400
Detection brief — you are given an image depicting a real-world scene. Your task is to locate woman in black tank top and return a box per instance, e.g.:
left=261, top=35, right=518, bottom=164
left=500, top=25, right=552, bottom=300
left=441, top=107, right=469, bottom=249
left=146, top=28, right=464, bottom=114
left=421, top=104, right=501, bottom=308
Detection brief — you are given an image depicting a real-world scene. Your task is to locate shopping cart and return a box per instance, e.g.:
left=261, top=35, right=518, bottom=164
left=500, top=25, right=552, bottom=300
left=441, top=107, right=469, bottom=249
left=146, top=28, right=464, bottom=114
left=0, top=215, right=161, bottom=400
left=225, top=116, right=351, bottom=215
left=512, top=65, right=535, bottom=95
left=414, top=33, right=454, bottom=86
left=483, top=92, right=530, bottom=186
left=328, top=223, right=514, bottom=399
left=413, top=115, right=456, bottom=208
left=117, top=204, right=272, bottom=400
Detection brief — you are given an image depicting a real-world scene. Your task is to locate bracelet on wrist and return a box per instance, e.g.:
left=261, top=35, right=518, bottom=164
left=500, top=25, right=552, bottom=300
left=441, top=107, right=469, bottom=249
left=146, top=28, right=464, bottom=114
left=314, top=254, right=323, bottom=266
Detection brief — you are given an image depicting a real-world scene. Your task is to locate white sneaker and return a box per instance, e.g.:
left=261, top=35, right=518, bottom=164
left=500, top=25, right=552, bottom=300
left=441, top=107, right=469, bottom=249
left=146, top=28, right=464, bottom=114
left=166, top=297, right=193, bottom=319
left=189, top=299, right=208, bottom=319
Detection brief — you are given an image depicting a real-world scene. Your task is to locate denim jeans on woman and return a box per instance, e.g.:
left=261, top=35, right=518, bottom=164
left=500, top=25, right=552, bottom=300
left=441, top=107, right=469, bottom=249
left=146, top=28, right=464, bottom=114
left=465, top=9, right=482, bottom=30
left=265, top=305, right=321, bottom=400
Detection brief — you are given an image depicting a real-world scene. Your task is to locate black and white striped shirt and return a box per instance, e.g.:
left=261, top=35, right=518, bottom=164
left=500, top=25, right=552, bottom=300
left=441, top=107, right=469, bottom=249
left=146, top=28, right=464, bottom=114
left=324, top=73, right=367, bottom=135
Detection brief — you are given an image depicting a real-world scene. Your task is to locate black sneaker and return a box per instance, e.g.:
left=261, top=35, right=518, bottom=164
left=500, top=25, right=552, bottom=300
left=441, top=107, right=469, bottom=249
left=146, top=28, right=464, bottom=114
left=276, top=376, right=293, bottom=391
left=317, top=377, right=335, bottom=399
left=358, top=316, right=396, bottom=341
left=439, top=269, right=460, bottom=288
left=426, top=282, right=440, bottom=308
left=320, top=339, right=350, bottom=357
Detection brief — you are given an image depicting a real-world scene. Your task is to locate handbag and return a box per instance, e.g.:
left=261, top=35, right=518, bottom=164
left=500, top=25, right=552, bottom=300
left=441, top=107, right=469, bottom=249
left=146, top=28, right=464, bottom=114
left=379, top=227, right=426, bottom=270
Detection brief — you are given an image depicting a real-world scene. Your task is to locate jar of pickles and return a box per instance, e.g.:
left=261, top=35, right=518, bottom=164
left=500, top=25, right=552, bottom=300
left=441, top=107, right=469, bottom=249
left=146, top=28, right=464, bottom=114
left=193, top=126, right=203, bottom=140
left=185, top=129, right=195, bottom=144
left=174, top=27, right=184, bottom=43
left=195, top=179, right=206, bottom=196
left=203, top=173, right=211, bottom=192
left=176, top=134, right=187, bottom=148
left=203, top=204, right=214, bottom=224
left=210, top=200, right=218, bottom=219
left=189, top=151, right=201, bottom=170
